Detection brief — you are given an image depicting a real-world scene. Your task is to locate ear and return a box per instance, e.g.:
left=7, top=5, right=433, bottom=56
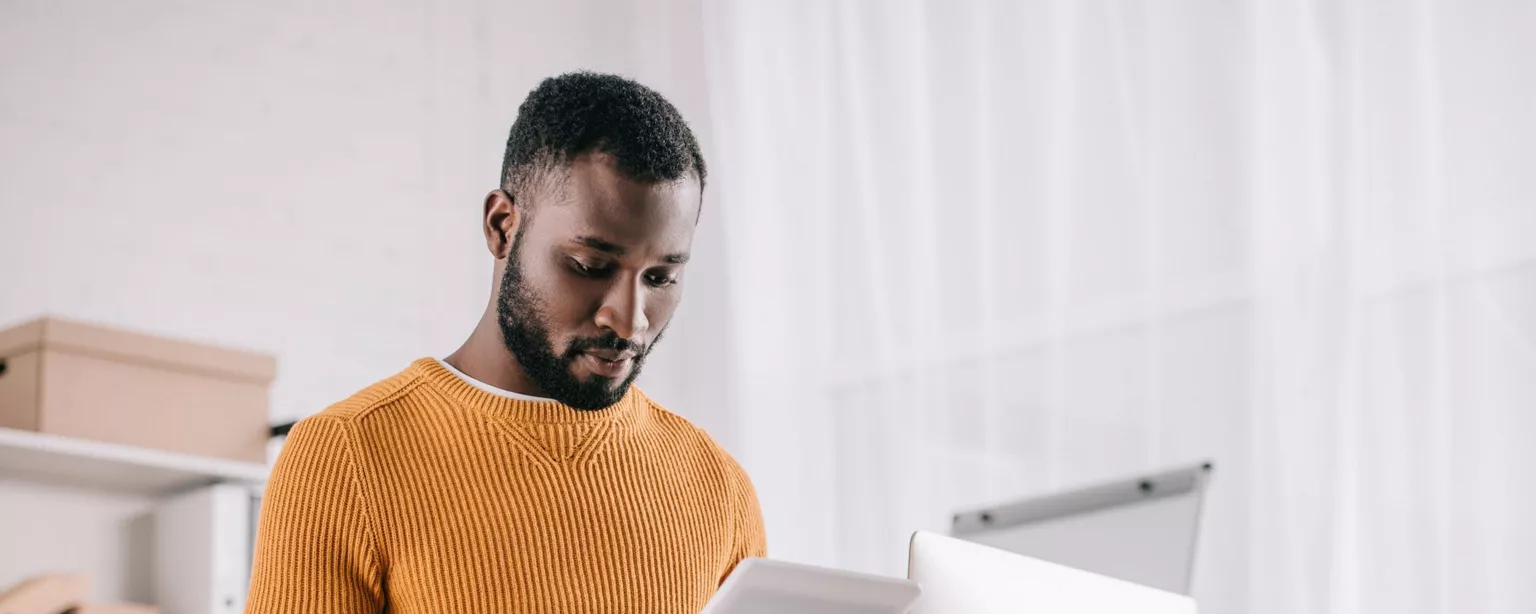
left=482, top=189, right=523, bottom=259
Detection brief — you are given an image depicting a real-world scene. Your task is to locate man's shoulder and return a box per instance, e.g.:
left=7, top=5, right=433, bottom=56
left=633, top=392, right=763, bottom=535
left=635, top=391, right=750, bottom=474
left=636, top=391, right=711, bottom=441
left=309, top=360, right=432, bottom=425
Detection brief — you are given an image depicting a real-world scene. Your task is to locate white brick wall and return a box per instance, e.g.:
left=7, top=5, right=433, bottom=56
left=0, top=0, right=737, bottom=443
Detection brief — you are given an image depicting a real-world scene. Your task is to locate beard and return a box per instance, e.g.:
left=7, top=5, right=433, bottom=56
left=496, top=227, right=659, bottom=410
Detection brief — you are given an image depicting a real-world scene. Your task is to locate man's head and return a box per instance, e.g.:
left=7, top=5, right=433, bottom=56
left=485, top=72, right=704, bottom=410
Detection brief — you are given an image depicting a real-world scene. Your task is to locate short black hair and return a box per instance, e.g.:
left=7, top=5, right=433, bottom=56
left=500, top=71, right=706, bottom=203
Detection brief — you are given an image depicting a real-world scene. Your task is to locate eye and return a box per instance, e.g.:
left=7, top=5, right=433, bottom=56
left=569, top=258, right=612, bottom=278
left=644, top=271, right=678, bottom=287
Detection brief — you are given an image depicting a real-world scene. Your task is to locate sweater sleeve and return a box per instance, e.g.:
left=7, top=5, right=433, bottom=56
left=245, top=416, right=385, bottom=614
left=720, top=454, right=768, bottom=582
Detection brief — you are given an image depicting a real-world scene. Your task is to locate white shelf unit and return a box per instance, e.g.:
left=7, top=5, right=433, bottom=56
left=0, top=427, right=269, bottom=611
left=0, top=427, right=268, bottom=496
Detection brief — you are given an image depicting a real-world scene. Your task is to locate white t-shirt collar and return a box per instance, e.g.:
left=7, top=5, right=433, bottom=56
left=437, top=358, right=557, bottom=403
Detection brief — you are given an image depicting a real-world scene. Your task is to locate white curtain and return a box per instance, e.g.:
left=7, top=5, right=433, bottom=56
left=701, top=1, right=1536, bottom=613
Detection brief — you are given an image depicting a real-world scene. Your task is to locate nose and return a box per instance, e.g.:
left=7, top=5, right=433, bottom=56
left=593, top=277, right=649, bottom=341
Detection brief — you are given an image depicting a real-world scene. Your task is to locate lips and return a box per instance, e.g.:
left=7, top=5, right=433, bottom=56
left=579, top=351, right=633, bottom=378
left=585, top=348, right=637, bottom=362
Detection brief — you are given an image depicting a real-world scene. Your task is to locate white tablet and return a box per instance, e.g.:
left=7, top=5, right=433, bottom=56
left=701, top=558, right=922, bottom=614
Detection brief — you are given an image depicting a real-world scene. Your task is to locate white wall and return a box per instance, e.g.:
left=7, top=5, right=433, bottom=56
left=0, top=0, right=737, bottom=443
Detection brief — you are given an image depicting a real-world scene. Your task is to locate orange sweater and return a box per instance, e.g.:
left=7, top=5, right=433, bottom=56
left=245, top=358, right=766, bottom=613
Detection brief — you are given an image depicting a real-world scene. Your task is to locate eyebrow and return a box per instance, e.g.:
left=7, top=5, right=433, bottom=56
left=574, top=236, right=690, bottom=264
left=575, top=236, right=626, bottom=255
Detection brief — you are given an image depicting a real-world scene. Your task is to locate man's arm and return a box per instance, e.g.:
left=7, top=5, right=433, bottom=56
left=245, top=416, right=385, bottom=613
left=721, top=455, right=768, bottom=582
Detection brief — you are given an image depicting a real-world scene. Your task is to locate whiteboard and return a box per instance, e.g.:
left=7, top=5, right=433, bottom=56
left=950, top=462, right=1212, bottom=595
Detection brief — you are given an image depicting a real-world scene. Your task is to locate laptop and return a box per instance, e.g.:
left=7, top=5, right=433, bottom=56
left=950, top=461, right=1212, bottom=594
left=907, top=531, right=1196, bottom=614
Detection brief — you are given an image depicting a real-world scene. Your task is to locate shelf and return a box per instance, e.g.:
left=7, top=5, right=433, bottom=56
left=0, top=427, right=267, bottom=496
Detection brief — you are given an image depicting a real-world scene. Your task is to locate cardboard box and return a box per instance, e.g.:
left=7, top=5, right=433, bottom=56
left=0, top=317, right=274, bottom=463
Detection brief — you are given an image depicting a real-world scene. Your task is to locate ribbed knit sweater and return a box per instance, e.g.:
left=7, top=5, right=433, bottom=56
left=244, top=357, right=767, bottom=613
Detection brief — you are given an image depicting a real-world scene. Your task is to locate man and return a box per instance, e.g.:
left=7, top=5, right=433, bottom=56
left=245, top=72, right=766, bottom=613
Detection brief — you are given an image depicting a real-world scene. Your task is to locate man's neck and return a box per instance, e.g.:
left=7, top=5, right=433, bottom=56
left=443, top=314, right=548, bottom=399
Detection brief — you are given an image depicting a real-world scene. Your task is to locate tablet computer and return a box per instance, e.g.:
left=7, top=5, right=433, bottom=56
left=701, top=558, right=921, bottom=614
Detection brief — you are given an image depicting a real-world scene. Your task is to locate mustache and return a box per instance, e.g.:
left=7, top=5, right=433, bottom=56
left=564, top=332, right=646, bottom=357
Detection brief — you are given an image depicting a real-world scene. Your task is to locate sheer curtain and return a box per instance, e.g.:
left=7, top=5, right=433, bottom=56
left=701, top=1, right=1536, bottom=613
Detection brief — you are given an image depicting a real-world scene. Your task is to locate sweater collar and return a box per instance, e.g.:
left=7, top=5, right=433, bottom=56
left=411, top=357, right=642, bottom=425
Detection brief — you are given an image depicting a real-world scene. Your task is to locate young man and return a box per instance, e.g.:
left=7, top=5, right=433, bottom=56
left=245, top=72, right=766, bottom=613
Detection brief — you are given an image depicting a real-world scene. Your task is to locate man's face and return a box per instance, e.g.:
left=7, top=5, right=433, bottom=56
left=496, top=154, right=699, bottom=409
